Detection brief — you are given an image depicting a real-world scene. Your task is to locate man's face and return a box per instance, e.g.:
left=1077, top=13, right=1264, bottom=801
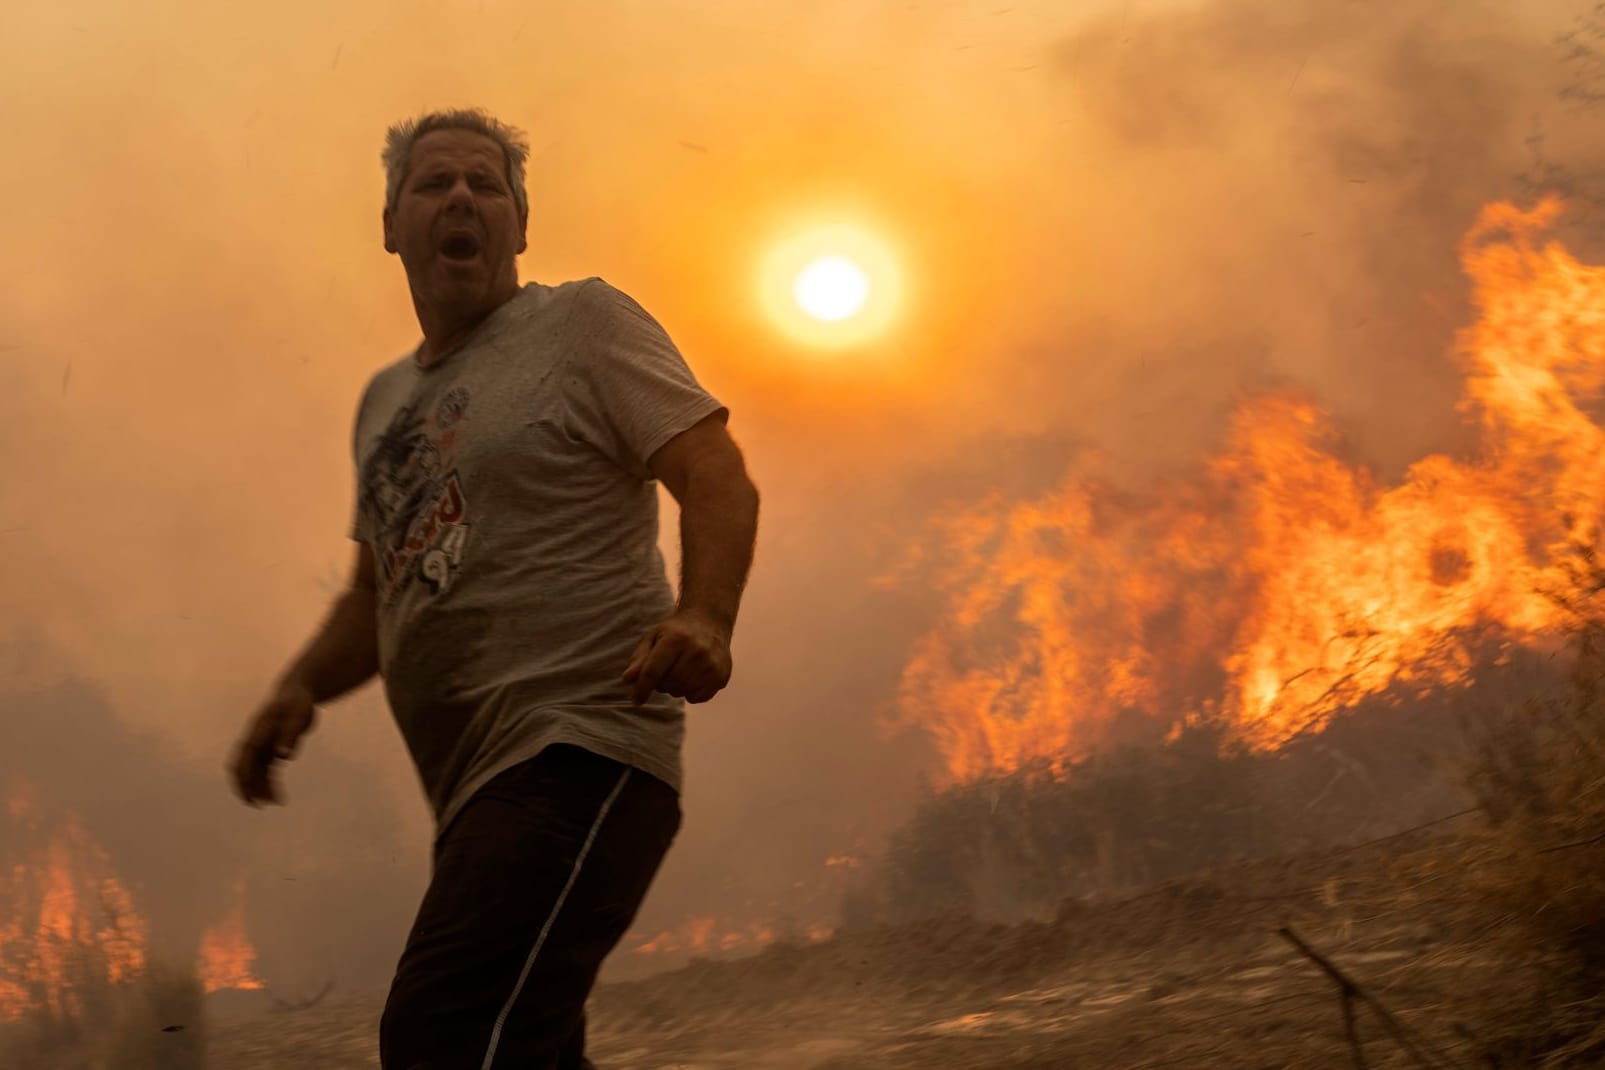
left=383, top=128, right=527, bottom=313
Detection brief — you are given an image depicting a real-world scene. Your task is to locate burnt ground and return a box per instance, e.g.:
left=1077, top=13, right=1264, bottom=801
left=208, top=824, right=1567, bottom=1069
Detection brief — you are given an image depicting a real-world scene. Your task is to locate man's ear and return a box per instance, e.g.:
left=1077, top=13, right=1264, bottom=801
left=517, top=213, right=528, bottom=255
left=383, top=206, right=397, bottom=255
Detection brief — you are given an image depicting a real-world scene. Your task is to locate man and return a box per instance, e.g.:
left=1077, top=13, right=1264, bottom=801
left=227, top=107, right=760, bottom=1070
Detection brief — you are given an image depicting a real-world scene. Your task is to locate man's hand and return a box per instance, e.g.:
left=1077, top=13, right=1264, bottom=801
left=623, top=608, right=733, bottom=706
left=229, top=680, right=318, bottom=807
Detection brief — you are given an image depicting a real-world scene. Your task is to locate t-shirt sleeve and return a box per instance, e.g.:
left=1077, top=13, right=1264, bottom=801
left=348, top=474, right=365, bottom=541
left=348, top=378, right=375, bottom=542
left=566, top=279, right=728, bottom=480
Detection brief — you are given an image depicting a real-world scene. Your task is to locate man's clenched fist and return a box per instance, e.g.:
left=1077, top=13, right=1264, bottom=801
left=622, top=608, right=733, bottom=706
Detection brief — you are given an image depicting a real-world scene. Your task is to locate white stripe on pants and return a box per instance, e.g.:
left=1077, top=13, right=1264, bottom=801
left=479, top=767, right=633, bottom=1070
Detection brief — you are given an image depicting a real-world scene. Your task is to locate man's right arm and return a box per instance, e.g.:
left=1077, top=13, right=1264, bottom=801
left=274, top=541, right=382, bottom=703
left=230, top=542, right=380, bottom=806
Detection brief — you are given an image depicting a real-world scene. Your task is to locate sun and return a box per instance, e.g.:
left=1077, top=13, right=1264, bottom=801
left=794, top=256, right=870, bottom=323
left=759, top=222, right=903, bottom=350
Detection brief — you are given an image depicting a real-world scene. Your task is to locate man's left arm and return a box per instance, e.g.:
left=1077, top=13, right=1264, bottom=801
left=623, top=413, right=760, bottom=705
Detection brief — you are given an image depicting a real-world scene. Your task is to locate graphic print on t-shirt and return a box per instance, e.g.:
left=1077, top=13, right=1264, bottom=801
left=358, top=387, right=473, bottom=604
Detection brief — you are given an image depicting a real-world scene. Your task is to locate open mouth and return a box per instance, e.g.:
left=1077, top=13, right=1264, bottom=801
left=439, top=233, right=482, bottom=261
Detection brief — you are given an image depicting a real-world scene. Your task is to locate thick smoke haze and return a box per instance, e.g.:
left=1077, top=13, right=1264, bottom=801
left=2, top=0, right=1602, bottom=990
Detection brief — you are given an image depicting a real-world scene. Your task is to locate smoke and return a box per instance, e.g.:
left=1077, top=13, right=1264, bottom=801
left=0, top=661, right=418, bottom=994
left=975, top=0, right=1597, bottom=476
left=0, top=0, right=1601, bottom=992
left=0, top=673, right=241, bottom=954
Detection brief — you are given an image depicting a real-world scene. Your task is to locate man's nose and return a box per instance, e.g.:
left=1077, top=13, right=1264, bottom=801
left=444, top=178, right=476, bottom=212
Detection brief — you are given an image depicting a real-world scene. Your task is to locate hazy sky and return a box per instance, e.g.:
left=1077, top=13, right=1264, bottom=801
left=2, top=0, right=1601, bottom=990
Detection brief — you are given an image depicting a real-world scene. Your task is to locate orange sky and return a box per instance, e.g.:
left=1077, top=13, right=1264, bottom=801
left=2, top=0, right=1601, bottom=988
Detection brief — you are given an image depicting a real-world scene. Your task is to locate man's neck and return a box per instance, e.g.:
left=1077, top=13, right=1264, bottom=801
left=414, top=284, right=520, bottom=366
left=416, top=316, right=481, bottom=366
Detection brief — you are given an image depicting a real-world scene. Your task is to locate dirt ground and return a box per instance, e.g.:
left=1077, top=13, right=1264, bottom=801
left=209, top=829, right=1532, bottom=1069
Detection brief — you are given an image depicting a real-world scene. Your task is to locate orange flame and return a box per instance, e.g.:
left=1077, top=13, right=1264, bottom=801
left=896, top=198, right=1601, bottom=782
left=197, top=880, right=264, bottom=994
left=1, top=780, right=268, bottom=1021
left=628, top=914, right=825, bottom=956
left=0, top=783, right=149, bottom=1022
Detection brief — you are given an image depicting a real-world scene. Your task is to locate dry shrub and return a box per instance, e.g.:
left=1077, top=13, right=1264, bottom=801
left=850, top=682, right=1490, bottom=929
left=1465, top=551, right=1605, bottom=1067
left=856, top=722, right=1267, bottom=925
left=0, top=946, right=207, bottom=1070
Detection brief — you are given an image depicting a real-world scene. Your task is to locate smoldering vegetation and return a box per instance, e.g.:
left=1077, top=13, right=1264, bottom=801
left=0, top=953, right=207, bottom=1070
left=846, top=697, right=1480, bottom=929
left=1457, top=554, right=1605, bottom=1065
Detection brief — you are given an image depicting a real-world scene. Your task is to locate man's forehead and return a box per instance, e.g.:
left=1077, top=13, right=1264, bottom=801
left=408, top=130, right=505, bottom=170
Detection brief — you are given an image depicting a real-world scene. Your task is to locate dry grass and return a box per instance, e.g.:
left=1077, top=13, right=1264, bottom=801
left=1462, top=552, right=1605, bottom=1067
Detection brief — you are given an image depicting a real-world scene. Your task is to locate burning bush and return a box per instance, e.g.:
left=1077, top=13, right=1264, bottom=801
left=0, top=949, right=206, bottom=1070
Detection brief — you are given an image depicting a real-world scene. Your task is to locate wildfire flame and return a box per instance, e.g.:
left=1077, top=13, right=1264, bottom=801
left=0, top=782, right=149, bottom=1022
left=1, top=779, right=267, bottom=1021
left=896, top=198, right=1604, bottom=783
left=196, top=880, right=264, bottom=994
left=632, top=916, right=774, bottom=955
left=630, top=916, right=836, bottom=956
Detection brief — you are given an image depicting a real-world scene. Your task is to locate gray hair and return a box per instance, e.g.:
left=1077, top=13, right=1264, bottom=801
left=381, top=108, right=530, bottom=223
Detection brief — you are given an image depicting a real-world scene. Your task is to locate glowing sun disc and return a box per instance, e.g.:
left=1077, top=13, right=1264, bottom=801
left=794, top=256, right=870, bottom=322
left=759, top=222, right=903, bottom=350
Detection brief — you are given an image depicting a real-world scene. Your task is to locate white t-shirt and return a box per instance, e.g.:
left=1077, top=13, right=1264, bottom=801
left=350, top=277, right=726, bottom=837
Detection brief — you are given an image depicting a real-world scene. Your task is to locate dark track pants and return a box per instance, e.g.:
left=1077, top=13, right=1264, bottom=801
left=380, top=744, right=681, bottom=1070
